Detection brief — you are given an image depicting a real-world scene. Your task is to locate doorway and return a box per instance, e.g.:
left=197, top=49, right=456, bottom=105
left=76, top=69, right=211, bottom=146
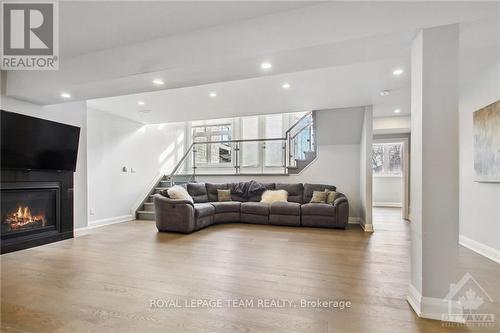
left=371, top=137, right=410, bottom=220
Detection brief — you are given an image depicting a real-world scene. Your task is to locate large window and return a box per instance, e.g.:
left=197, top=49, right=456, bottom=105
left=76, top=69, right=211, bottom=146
left=372, top=143, right=402, bottom=176
left=192, top=124, right=232, bottom=165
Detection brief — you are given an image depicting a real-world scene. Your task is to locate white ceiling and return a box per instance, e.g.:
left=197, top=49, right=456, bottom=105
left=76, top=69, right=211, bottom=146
left=88, top=57, right=411, bottom=124
left=59, top=1, right=318, bottom=58
left=4, top=1, right=499, bottom=124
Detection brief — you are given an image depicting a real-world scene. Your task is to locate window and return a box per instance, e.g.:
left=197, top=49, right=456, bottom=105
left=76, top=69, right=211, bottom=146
left=372, top=143, right=402, bottom=176
left=192, top=124, right=232, bottom=165
left=264, top=114, right=284, bottom=167
left=240, top=116, right=259, bottom=167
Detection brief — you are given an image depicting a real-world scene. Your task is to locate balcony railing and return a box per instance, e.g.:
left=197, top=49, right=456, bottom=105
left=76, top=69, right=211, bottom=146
left=169, top=112, right=315, bottom=185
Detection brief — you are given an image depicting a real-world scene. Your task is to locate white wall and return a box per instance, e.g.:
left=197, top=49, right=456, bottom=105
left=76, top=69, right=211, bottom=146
left=198, top=144, right=362, bottom=217
left=1, top=96, right=88, bottom=229
left=86, top=108, right=186, bottom=225
left=458, top=45, right=500, bottom=259
left=373, top=176, right=402, bottom=206
left=373, top=116, right=411, bottom=135
left=197, top=107, right=366, bottom=218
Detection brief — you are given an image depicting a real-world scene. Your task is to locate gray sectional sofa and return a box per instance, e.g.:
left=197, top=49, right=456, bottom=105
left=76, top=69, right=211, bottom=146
left=154, top=182, right=349, bottom=233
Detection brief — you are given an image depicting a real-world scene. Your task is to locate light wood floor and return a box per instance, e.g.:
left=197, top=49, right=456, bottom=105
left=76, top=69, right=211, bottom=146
left=1, top=208, right=499, bottom=333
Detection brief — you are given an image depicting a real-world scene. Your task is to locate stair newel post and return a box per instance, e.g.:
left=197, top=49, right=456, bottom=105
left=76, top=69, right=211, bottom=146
left=192, top=144, right=197, bottom=177
left=234, top=142, right=240, bottom=174
left=282, top=139, right=287, bottom=174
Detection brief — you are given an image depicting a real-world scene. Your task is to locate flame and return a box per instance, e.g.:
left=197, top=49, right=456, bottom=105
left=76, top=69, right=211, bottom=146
left=4, top=205, right=46, bottom=231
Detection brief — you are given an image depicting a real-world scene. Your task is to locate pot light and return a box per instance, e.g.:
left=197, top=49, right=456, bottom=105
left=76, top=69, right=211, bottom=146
left=392, top=68, right=404, bottom=76
left=394, top=109, right=401, bottom=114
left=60, top=92, right=71, bottom=99
left=282, top=83, right=291, bottom=89
left=209, top=92, right=217, bottom=97
left=260, top=62, right=272, bottom=70
left=137, top=101, right=145, bottom=106
left=152, top=79, right=164, bottom=85
left=379, top=90, right=390, bottom=96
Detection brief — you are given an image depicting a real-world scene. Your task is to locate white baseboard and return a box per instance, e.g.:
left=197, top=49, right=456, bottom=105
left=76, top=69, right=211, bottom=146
left=75, top=214, right=134, bottom=237
left=407, top=284, right=465, bottom=323
left=373, top=202, right=402, bottom=208
left=358, top=217, right=374, bottom=232
left=459, top=235, right=500, bottom=264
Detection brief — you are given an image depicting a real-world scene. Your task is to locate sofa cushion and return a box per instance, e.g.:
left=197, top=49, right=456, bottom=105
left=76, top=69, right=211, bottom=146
left=261, top=190, right=288, bottom=204
left=247, top=183, right=276, bottom=202
left=211, top=201, right=241, bottom=213
left=270, top=202, right=300, bottom=215
left=310, top=191, right=327, bottom=203
left=303, top=183, right=337, bottom=203
left=301, top=203, right=335, bottom=216
left=275, top=183, right=303, bottom=204
left=193, top=203, right=215, bottom=218
left=325, top=189, right=337, bottom=205
left=206, top=183, right=230, bottom=202
left=187, top=183, right=208, bottom=203
left=241, top=202, right=270, bottom=215
left=167, top=185, right=193, bottom=203
left=217, top=189, right=232, bottom=202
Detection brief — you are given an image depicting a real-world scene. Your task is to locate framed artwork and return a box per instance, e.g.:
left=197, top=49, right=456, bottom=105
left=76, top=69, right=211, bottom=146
left=473, top=100, right=500, bottom=182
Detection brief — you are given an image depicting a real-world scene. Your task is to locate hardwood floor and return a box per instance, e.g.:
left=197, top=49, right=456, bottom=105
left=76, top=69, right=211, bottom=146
left=1, top=208, right=498, bottom=332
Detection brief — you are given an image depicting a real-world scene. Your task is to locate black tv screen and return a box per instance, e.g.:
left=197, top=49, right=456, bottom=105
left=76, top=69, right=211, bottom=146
left=1, top=110, right=80, bottom=172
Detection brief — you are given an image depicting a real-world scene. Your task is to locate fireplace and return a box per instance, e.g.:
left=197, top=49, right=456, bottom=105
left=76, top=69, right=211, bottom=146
left=1, top=171, right=74, bottom=254
left=1, top=182, right=60, bottom=238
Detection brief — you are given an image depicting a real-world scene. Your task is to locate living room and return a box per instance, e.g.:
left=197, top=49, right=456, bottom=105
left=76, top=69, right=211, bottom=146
left=1, top=1, right=499, bottom=332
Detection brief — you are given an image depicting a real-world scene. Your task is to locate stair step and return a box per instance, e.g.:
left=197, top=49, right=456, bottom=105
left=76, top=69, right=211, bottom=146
left=143, top=202, right=155, bottom=211
left=137, top=211, right=155, bottom=220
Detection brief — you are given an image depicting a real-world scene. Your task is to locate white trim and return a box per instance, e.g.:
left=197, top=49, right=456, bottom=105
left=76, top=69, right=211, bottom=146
left=459, top=235, right=500, bottom=264
left=406, top=284, right=465, bottom=323
left=373, top=202, right=402, bottom=208
left=358, top=218, right=374, bottom=232
left=75, top=215, right=134, bottom=237
left=348, top=217, right=360, bottom=224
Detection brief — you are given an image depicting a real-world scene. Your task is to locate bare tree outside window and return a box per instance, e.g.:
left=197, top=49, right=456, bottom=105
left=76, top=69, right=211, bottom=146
left=372, top=143, right=402, bottom=176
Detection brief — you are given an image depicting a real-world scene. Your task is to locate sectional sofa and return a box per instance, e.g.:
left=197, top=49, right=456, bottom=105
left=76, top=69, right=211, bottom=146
left=154, top=182, right=349, bottom=233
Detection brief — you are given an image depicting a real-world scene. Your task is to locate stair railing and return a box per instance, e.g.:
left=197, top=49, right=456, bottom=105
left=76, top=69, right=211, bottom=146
left=169, top=112, right=314, bottom=185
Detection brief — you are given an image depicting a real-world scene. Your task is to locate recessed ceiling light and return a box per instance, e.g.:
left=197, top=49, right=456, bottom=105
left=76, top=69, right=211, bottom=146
left=260, top=62, right=272, bottom=70
left=152, top=79, right=164, bottom=85
left=138, top=101, right=145, bottom=106
left=380, top=90, right=390, bottom=96
left=282, top=83, right=291, bottom=89
left=394, top=109, right=401, bottom=114
left=209, top=92, right=217, bottom=97
left=60, top=92, right=71, bottom=99
left=392, top=68, right=404, bottom=76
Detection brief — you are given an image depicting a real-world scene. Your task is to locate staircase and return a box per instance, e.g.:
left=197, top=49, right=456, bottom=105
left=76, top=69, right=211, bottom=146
left=135, top=111, right=317, bottom=220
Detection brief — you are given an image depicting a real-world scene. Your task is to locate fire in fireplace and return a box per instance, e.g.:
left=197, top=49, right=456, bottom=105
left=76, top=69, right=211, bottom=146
left=1, top=186, right=58, bottom=237
left=4, top=205, right=47, bottom=232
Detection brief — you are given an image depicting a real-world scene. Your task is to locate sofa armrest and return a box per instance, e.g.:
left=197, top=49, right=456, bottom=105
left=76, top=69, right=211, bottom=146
left=332, top=193, right=349, bottom=229
left=153, top=194, right=195, bottom=233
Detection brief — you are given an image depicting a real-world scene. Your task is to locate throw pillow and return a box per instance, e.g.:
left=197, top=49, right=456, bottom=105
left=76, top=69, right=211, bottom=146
left=167, top=185, right=193, bottom=203
left=325, top=189, right=337, bottom=205
left=310, top=190, right=327, bottom=203
left=261, top=190, right=288, bottom=204
left=217, top=189, right=232, bottom=202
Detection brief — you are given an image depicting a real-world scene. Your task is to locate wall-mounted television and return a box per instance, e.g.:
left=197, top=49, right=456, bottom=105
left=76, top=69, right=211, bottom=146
left=1, top=110, right=80, bottom=172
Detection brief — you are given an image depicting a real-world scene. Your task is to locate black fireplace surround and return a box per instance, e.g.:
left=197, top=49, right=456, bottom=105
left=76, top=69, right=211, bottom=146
left=1, top=110, right=79, bottom=254
left=1, top=169, right=74, bottom=253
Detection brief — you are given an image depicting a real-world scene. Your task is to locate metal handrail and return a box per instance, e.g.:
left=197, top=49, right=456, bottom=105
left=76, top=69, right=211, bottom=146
left=285, top=111, right=312, bottom=136
left=170, top=113, right=314, bottom=184
left=169, top=142, right=194, bottom=181
left=193, top=137, right=285, bottom=145
left=290, top=122, right=313, bottom=141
